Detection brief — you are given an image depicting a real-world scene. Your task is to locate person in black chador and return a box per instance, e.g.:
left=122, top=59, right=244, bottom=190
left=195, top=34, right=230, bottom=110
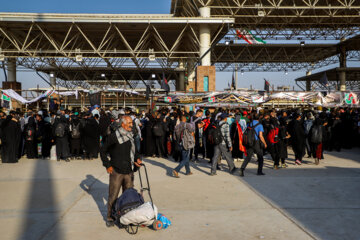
left=83, top=114, right=100, bottom=159
left=1, top=111, right=21, bottom=163
left=290, top=113, right=306, bottom=165
left=24, top=116, right=38, bottom=159
left=53, top=115, right=71, bottom=162
left=144, top=113, right=156, bottom=157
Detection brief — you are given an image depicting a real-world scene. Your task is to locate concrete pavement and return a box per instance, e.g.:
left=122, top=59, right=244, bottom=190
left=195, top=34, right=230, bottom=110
left=0, top=148, right=359, bottom=240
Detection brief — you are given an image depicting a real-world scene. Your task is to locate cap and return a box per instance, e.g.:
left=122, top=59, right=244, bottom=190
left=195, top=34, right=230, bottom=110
left=219, top=113, right=229, bottom=120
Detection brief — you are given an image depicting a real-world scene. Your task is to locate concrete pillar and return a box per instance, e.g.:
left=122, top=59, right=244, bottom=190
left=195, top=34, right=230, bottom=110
left=339, top=46, right=347, bottom=91
left=306, top=80, right=311, bottom=91
left=339, top=71, right=346, bottom=91
left=50, top=71, right=56, bottom=87
left=178, top=72, right=185, bottom=91
left=176, top=60, right=185, bottom=91
left=188, top=59, right=196, bottom=82
left=199, top=7, right=211, bottom=66
left=7, top=58, right=16, bottom=82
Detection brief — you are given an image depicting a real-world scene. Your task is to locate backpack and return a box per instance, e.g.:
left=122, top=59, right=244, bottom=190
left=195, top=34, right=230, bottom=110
left=113, top=188, right=144, bottom=217
left=181, top=126, right=195, bottom=150
left=152, top=122, right=164, bottom=137
left=267, top=126, right=279, bottom=144
left=207, top=123, right=223, bottom=145
left=242, top=122, right=260, bottom=148
left=311, top=125, right=323, bottom=144
left=304, top=120, right=313, bottom=135
left=55, top=123, right=65, bottom=138
left=132, top=119, right=139, bottom=137
left=71, top=123, right=81, bottom=139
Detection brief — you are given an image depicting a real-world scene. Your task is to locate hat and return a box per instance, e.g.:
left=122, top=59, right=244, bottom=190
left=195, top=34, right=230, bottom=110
left=219, top=113, right=229, bottom=120
left=119, top=109, right=125, bottom=115
left=243, top=111, right=248, bottom=115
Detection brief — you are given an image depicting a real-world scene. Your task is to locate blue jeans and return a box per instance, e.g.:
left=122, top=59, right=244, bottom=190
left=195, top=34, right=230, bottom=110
left=134, top=135, right=141, bottom=153
left=174, top=145, right=191, bottom=174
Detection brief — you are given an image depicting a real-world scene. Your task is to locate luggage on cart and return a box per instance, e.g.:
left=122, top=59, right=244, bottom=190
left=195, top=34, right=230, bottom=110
left=112, top=163, right=163, bottom=234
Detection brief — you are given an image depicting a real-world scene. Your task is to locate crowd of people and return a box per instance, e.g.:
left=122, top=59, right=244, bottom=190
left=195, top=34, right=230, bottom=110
left=1, top=105, right=359, bottom=177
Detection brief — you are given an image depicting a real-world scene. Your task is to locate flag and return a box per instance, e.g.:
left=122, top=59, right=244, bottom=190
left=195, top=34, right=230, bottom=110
left=161, top=72, right=170, bottom=92
left=319, top=73, right=328, bottom=87
left=88, top=92, right=101, bottom=107
left=208, top=96, right=215, bottom=102
left=236, top=29, right=266, bottom=45
left=164, top=96, right=172, bottom=103
left=2, top=93, right=10, bottom=101
left=235, top=121, right=247, bottom=156
left=264, top=79, right=270, bottom=92
left=231, top=71, right=236, bottom=89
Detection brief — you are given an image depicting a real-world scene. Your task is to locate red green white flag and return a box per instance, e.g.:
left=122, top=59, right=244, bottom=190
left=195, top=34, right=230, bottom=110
left=236, top=29, right=266, bottom=45
left=2, top=93, right=10, bottom=101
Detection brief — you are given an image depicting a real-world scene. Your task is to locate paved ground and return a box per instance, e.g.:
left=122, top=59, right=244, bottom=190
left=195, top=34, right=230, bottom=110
left=0, top=148, right=359, bottom=240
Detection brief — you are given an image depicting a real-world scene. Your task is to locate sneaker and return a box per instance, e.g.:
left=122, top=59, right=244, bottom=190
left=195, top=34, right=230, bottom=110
left=239, top=169, right=244, bottom=177
left=210, top=172, right=217, bottom=176
left=185, top=172, right=193, bottom=176
left=106, top=220, right=114, bottom=228
left=295, top=160, right=302, bottom=165
left=65, top=158, right=70, bottom=162
left=315, top=158, right=320, bottom=165
left=172, top=170, right=180, bottom=178
left=230, top=167, right=238, bottom=175
left=281, top=163, right=288, bottom=168
left=257, top=172, right=265, bottom=176
left=273, top=165, right=280, bottom=170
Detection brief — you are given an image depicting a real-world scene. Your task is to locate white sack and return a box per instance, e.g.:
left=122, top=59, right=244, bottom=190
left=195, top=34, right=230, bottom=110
left=120, top=202, right=158, bottom=226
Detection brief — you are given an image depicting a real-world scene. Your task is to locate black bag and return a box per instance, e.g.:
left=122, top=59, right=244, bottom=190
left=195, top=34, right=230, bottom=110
left=152, top=122, right=164, bottom=137
left=207, top=123, right=223, bottom=145
left=311, top=125, right=323, bottom=144
left=113, top=188, right=144, bottom=217
left=71, top=123, right=81, bottom=139
left=242, top=123, right=260, bottom=148
left=55, top=123, right=65, bottom=138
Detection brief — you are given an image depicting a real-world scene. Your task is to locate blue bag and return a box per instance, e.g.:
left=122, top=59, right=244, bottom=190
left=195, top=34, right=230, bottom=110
left=113, top=188, right=144, bottom=217
left=157, top=213, right=171, bottom=229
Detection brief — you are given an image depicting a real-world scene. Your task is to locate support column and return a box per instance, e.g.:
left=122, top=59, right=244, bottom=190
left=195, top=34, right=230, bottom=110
left=199, top=7, right=211, bottom=66
left=339, top=71, right=346, bottom=91
left=176, top=60, right=185, bottom=91
left=3, top=58, right=21, bottom=91
left=306, top=80, right=311, bottom=91
left=339, top=46, right=347, bottom=91
left=7, top=58, right=16, bottom=82
left=50, top=72, right=56, bottom=87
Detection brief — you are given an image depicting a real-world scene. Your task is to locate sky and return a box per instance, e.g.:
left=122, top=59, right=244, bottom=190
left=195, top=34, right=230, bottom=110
left=0, top=0, right=354, bottom=91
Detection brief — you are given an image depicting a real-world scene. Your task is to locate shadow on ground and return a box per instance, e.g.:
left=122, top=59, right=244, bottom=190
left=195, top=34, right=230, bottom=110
left=80, top=175, right=108, bottom=221
left=238, top=149, right=360, bottom=240
left=17, top=160, right=62, bottom=240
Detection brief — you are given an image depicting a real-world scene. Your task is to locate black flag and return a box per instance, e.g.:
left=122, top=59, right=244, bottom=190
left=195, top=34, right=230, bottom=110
left=319, top=73, right=328, bottom=87
left=161, top=72, right=170, bottom=92
left=231, top=71, right=236, bottom=89
left=88, top=92, right=101, bottom=107
left=264, top=79, right=270, bottom=92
